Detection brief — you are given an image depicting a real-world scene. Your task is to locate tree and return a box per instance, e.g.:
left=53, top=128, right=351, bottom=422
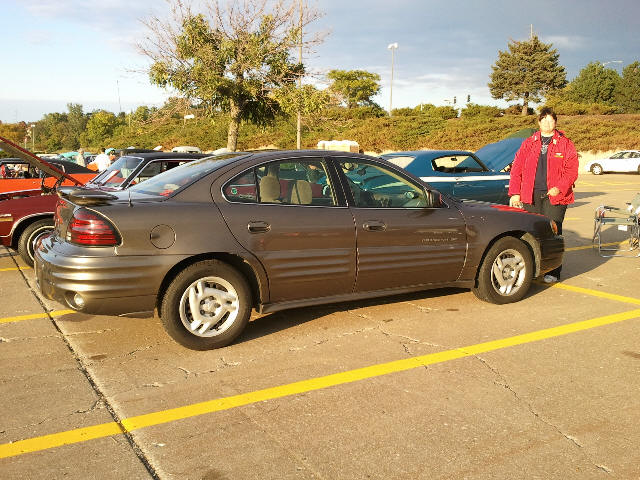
left=489, top=35, right=567, bottom=115
left=271, top=84, right=330, bottom=117
left=140, top=0, right=321, bottom=151
left=566, top=62, right=620, bottom=105
left=616, top=61, right=640, bottom=113
left=38, top=112, right=71, bottom=151
left=85, top=110, right=119, bottom=146
left=327, top=69, right=381, bottom=108
left=0, top=122, right=27, bottom=152
left=66, top=103, right=87, bottom=149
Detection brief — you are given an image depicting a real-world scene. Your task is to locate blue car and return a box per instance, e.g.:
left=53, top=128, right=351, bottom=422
left=381, top=138, right=525, bottom=205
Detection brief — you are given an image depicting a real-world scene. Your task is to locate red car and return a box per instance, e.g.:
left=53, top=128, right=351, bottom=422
left=0, top=157, right=96, bottom=193
left=0, top=136, right=205, bottom=266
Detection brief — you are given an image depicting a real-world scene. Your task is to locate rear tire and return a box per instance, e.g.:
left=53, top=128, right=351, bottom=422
left=18, top=218, right=54, bottom=267
left=472, top=237, right=534, bottom=304
left=590, top=163, right=603, bottom=175
left=160, top=260, right=252, bottom=350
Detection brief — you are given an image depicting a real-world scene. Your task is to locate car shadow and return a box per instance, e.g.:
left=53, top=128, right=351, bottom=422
left=240, top=287, right=466, bottom=344
left=572, top=191, right=606, bottom=207
left=530, top=226, right=626, bottom=296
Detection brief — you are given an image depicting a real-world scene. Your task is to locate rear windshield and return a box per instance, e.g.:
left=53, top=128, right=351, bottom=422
left=383, top=155, right=416, bottom=169
left=128, top=153, right=246, bottom=196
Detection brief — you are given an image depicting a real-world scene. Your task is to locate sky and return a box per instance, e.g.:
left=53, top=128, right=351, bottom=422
left=1, top=0, right=639, bottom=123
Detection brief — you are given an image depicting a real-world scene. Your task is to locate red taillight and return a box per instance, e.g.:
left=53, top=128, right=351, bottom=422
left=67, top=208, right=120, bottom=246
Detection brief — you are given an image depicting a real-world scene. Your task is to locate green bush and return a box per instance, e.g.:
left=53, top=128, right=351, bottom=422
left=460, top=103, right=503, bottom=118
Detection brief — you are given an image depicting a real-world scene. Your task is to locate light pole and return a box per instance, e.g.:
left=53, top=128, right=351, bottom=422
left=387, top=42, right=398, bottom=116
left=30, top=124, right=35, bottom=151
left=296, top=0, right=303, bottom=149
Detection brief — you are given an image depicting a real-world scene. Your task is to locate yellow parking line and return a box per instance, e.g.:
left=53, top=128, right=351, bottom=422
left=2, top=307, right=639, bottom=459
left=0, top=267, right=31, bottom=272
left=566, top=241, right=624, bottom=252
left=550, top=283, right=640, bottom=305
left=0, top=310, right=76, bottom=324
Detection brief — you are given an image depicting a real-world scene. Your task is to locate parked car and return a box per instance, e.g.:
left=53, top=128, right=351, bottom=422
left=35, top=150, right=564, bottom=350
left=584, top=150, right=640, bottom=175
left=0, top=135, right=206, bottom=266
left=85, top=152, right=208, bottom=191
left=172, top=145, right=202, bottom=153
left=381, top=150, right=512, bottom=204
left=0, top=157, right=96, bottom=193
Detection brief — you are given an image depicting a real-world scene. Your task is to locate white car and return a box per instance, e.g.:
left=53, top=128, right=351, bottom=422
left=585, top=150, right=640, bottom=175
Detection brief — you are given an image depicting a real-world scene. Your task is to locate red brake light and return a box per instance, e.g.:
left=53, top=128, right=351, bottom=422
left=67, top=208, right=120, bottom=246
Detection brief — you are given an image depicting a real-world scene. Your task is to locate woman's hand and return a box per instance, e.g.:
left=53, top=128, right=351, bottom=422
left=509, top=194, right=523, bottom=208
left=547, top=187, right=560, bottom=197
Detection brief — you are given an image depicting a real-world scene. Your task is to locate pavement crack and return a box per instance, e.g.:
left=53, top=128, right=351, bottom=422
left=11, top=278, right=161, bottom=480
left=236, top=404, right=328, bottom=480
left=466, top=351, right=613, bottom=475
left=64, top=329, right=117, bottom=336
left=75, top=399, right=105, bottom=414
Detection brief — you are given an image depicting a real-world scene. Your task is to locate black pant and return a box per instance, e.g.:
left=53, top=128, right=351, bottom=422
left=524, top=190, right=567, bottom=278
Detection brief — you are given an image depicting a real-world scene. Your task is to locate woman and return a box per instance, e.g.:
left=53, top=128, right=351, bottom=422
left=508, top=107, right=579, bottom=283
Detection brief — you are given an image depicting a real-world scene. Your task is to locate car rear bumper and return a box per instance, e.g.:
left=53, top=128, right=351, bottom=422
left=34, top=237, right=186, bottom=316
left=538, top=235, right=564, bottom=275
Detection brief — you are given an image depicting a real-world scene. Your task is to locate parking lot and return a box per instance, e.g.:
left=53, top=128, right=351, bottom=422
left=1, top=173, right=639, bottom=479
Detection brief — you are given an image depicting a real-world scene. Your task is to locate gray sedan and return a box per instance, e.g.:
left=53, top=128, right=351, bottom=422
left=35, top=150, right=563, bottom=350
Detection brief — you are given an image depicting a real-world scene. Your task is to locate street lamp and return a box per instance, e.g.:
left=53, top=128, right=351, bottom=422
left=387, top=42, right=398, bottom=116
left=30, top=124, right=35, bottom=151
left=602, top=60, right=622, bottom=68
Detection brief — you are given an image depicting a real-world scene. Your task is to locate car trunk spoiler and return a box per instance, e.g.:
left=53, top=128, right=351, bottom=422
left=0, top=135, right=84, bottom=186
left=58, top=187, right=119, bottom=206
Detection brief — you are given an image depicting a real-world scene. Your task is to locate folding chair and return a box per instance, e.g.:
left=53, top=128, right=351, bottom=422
left=593, top=193, right=640, bottom=257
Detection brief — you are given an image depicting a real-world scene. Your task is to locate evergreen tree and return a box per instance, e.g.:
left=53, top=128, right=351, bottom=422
left=616, top=61, right=640, bottom=113
left=489, top=35, right=566, bottom=115
left=567, top=62, right=620, bottom=105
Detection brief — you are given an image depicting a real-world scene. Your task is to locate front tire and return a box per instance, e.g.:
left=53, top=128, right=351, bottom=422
left=472, top=237, right=534, bottom=304
left=590, top=163, right=603, bottom=175
left=161, top=260, right=252, bottom=350
left=18, top=218, right=54, bottom=267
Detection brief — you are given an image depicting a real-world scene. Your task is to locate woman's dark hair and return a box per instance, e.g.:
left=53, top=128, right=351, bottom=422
left=538, top=107, right=557, bottom=122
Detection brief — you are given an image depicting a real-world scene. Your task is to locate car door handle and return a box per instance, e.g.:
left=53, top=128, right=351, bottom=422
left=363, top=220, right=386, bottom=232
left=247, top=221, right=271, bottom=233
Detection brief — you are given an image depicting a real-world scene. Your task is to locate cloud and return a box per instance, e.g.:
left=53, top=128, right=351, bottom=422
left=22, top=0, right=165, bottom=35
left=25, top=29, right=55, bottom=45
left=542, top=35, right=588, bottom=50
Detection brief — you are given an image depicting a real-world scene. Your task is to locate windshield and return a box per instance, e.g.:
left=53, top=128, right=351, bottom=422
left=90, top=156, right=144, bottom=186
left=129, top=153, right=246, bottom=196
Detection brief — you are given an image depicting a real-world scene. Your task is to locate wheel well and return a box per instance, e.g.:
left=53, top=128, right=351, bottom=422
left=156, top=252, right=262, bottom=318
left=474, top=231, right=540, bottom=286
left=11, top=215, right=54, bottom=250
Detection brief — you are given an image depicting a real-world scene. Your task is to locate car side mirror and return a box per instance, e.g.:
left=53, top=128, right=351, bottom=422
left=425, top=189, right=443, bottom=208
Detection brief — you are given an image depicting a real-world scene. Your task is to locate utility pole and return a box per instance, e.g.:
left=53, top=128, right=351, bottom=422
left=117, top=80, right=122, bottom=113
left=296, top=0, right=302, bottom=149
left=388, top=43, right=398, bottom=116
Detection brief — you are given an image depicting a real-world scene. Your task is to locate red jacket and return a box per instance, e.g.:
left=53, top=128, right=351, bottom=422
left=508, top=129, right=578, bottom=205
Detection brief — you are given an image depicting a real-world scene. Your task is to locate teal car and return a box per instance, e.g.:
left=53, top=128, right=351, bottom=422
left=381, top=138, right=525, bottom=205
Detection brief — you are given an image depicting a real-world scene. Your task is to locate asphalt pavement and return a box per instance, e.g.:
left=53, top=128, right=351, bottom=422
left=1, top=173, right=639, bottom=480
